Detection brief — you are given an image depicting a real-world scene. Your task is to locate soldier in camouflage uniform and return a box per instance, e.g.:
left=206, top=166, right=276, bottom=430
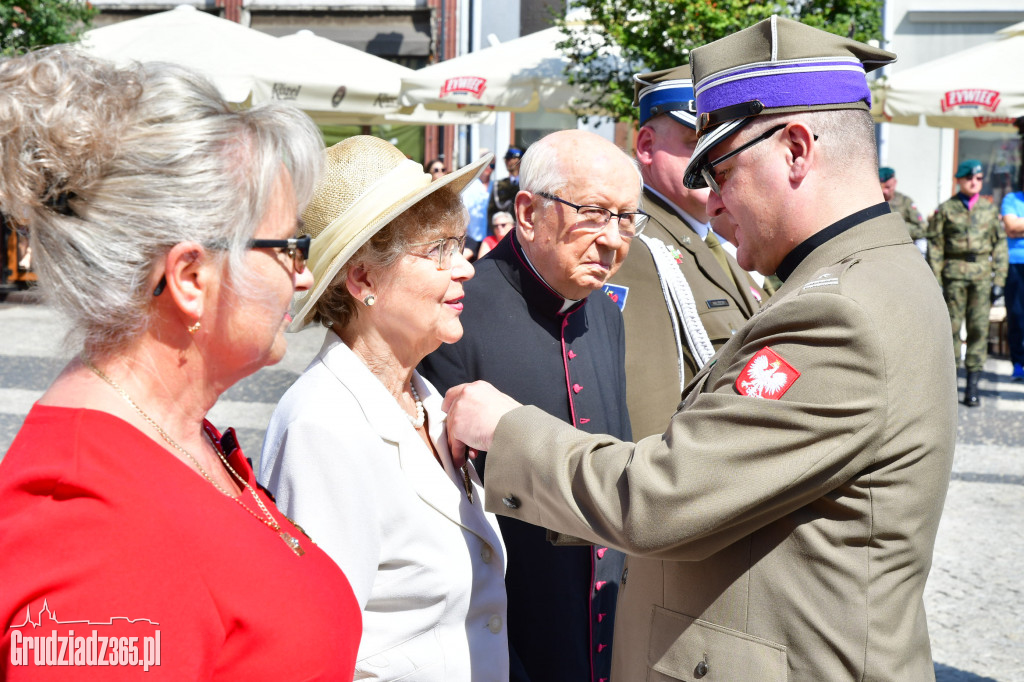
left=928, top=159, right=1008, bottom=406
left=880, top=167, right=928, bottom=254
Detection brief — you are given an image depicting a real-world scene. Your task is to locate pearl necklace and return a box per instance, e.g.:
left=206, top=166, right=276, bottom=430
left=82, top=355, right=305, bottom=556
left=407, top=381, right=426, bottom=429
left=405, top=380, right=472, bottom=502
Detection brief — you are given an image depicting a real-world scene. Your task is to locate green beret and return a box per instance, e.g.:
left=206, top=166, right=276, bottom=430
left=878, top=167, right=896, bottom=182
left=955, top=160, right=983, bottom=178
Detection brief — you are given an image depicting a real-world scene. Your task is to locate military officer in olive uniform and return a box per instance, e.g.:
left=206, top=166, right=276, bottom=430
left=443, top=17, right=955, bottom=681
left=880, top=166, right=928, bottom=254
left=604, top=72, right=766, bottom=439
left=928, top=159, right=1008, bottom=406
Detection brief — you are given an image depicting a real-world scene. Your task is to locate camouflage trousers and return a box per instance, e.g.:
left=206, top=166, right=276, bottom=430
left=943, top=277, right=992, bottom=371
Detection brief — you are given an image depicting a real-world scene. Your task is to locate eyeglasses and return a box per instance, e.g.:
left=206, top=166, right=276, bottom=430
left=249, top=234, right=311, bottom=273
left=153, top=234, right=310, bottom=296
left=700, top=124, right=817, bottom=194
left=700, top=124, right=787, bottom=194
left=535, top=192, right=648, bottom=238
left=408, top=235, right=467, bottom=270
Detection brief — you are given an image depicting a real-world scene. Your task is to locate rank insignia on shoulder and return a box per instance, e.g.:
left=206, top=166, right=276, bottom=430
left=602, top=283, right=629, bottom=310
left=736, top=347, right=799, bottom=400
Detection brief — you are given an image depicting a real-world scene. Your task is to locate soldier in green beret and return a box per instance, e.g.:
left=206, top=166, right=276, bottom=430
left=879, top=166, right=928, bottom=254
left=928, top=159, right=1008, bottom=406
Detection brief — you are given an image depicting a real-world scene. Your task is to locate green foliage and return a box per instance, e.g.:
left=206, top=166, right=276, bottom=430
left=1, top=0, right=98, bottom=56
left=558, top=0, right=883, bottom=121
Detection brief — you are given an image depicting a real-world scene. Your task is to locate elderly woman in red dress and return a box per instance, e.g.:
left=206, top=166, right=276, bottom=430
left=0, top=47, right=360, bottom=679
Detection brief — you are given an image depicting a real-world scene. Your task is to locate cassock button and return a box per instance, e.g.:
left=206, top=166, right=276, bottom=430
left=502, top=496, right=520, bottom=509
left=568, top=350, right=577, bottom=359
left=481, top=544, right=493, bottom=563
left=572, top=383, right=583, bottom=393
left=488, top=615, right=503, bottom=634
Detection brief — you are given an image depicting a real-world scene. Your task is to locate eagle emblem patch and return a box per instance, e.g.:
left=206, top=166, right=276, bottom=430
left=736, top=347, right=799, bottom=399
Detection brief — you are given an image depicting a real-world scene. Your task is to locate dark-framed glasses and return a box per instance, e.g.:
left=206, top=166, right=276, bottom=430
left=408, top=235, right=467, bottom=270
left=535, top=192, right=648, bottom=238
left=700, top=123, right=817, bottom=194
left=153, top=234, right=311, bottom=296
left=248, top=234, right=311, bottom=273
left=700, top=124, right=787, bottom=194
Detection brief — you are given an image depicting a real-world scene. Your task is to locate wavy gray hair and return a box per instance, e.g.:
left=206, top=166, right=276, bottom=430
left=0, top=46, right=323, bottom=357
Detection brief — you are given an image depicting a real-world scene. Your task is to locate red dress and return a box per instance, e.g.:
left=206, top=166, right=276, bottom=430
left=0, top=405, right=361, bottom=680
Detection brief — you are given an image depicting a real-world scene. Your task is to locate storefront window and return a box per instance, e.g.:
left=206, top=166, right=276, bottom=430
left=957, top=130, right=1022, bottom=207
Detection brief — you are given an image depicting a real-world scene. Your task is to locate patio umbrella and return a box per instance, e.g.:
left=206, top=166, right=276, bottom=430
left=80, top=4, right=280, bottom=103
left=252, top=31, right=491, bottom=126
left=399, top=27, right=592, bottom=114
left=879, top=20, right=1024, bottom=132
left=82, top=8, right=489, bottom=126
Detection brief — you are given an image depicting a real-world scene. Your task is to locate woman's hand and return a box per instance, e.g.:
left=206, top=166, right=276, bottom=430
left=442, top=381, right=521, bottom=468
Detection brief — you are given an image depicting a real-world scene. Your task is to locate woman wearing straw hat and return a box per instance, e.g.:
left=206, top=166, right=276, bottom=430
left=260, top=136, right=508, bottom=682
left=0, top=48, right=360, bottom=678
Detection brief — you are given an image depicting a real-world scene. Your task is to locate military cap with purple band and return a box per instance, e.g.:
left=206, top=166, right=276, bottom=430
left=633, top=67, right=697, bottom=129
left=682, top=15, right=896, bottom=189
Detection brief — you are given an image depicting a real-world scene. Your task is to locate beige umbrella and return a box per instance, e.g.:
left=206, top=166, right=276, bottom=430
left=80, top=4, right=280, bottom=103
left=252, top=31, right=492, bottom=126
left=878, top=21, right=1024, bottom=132
left=399, top=27, right=595, bottom=114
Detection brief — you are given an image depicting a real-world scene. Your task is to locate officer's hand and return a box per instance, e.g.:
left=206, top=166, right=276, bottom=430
left=991, top=284, right=1005, bottom=304
left=443, top=381, right=522, bottom=468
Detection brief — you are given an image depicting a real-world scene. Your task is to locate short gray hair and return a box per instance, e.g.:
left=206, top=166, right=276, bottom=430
left=742, top=109, right=877, bottom=176
left=0, top=46, right=323, bottom=357
left=491, top=211, right=514, bottom=225
left=519, top=133, right=642, bottom=197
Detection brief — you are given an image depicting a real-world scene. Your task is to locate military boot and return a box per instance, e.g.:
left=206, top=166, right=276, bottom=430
left=964, top=371, right=981, bottom=407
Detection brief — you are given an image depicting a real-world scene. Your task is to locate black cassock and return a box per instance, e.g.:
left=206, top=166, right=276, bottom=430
left=421, top=231, right=630, bottom=682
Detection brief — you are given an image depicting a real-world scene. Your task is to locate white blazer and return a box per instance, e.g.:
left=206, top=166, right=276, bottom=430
left=260, top=332, right=509, bottom=682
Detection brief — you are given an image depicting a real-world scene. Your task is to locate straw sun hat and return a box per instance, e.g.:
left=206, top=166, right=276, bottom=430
left=290, top=136, right=492, bottom=331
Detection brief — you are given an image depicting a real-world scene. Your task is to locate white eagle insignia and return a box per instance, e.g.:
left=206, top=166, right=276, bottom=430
left=735, top=347, right=799, bottom=400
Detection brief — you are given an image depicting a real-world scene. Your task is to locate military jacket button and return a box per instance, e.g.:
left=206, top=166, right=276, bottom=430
left=488, top=615, right=503, bottom=633
left=481, top=544, right=493, bottom=563
left=502, top=496, right=520, bottom=509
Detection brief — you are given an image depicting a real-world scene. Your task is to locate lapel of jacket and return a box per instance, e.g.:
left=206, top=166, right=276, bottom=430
left=319, top=333, right=499, bottom=547
left=643, top=189, right=752, bottom=313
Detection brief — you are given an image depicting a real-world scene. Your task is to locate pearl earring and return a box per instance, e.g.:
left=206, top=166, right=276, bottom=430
left=363, top=294, right=376, bottom=307
left=187, top=321, right=201, bottom=334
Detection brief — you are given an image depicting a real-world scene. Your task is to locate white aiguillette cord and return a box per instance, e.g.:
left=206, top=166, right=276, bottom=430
left=81, top=354, right=306, bottom=556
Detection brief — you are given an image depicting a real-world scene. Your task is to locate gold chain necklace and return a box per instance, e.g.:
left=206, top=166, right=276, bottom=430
left=82, top=355, right=305, bottom=556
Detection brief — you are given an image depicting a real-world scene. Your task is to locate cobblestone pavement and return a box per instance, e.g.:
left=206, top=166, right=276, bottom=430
left=2, top=297, right=1022, bottom=680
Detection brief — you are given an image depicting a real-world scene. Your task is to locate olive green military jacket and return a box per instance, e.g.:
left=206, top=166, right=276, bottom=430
left=928, top=194, right=1008, bottom=286
left=888, top=191, right=927, bottom=240
left=483, top=211, right=956, bottom=681
left=606, top=189, right=765, bottom=439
